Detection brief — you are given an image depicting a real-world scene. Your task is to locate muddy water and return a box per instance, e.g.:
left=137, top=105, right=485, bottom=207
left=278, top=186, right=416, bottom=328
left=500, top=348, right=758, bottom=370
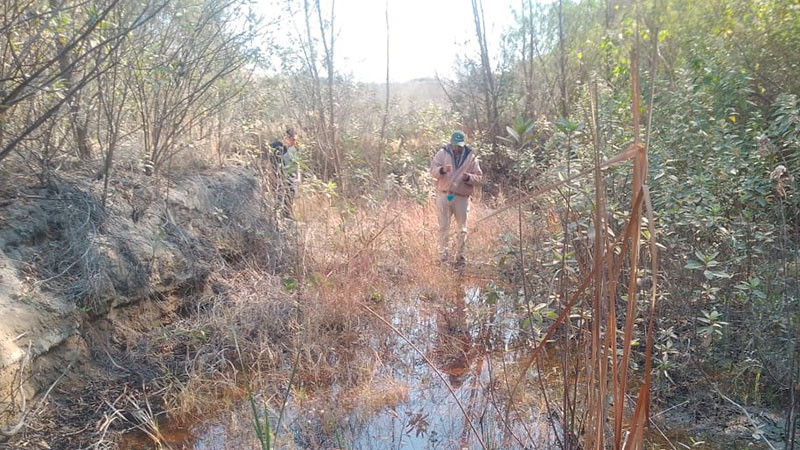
left=120, top=282, right=559, bottom=449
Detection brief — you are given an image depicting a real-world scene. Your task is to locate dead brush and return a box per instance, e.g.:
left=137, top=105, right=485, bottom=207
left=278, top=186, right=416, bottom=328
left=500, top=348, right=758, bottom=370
left=18, top=185, right=113, bottom=311
left=154, top=269, right=296, bottom=418
left=124, top=393, right=171, bottom=450
left=153, top=263, right=383, bottom=427
left=168, top=169, right=290, bottom=272
left=291, top=190, right=515, bottom=448
left=145, top=177, right=561, bottom=447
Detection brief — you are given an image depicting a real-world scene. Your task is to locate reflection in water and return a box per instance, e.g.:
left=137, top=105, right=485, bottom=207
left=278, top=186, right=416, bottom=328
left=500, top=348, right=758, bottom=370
left=340, top=279, right=554, bottom=449
left=434, top=289, right=474, bottom=389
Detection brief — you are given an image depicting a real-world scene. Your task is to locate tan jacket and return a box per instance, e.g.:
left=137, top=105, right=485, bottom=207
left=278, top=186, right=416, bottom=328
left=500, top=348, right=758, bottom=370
left=430, top=145, right=483, bottom=197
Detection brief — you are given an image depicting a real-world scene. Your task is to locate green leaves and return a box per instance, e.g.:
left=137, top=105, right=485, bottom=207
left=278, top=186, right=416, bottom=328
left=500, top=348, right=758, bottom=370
left=684, top=259, right=704, bottom=270
left=520, top=302, right=557, bottom=331
left=685, top=250, right=732, bottom=280
left=484, top=282, right=503, bottom=305
left=703, top=269, right=732, bottom=280
left=697, top=309, right=729, bottom=339
left=555, top=117, right=582, bottom=134
left=498, top=117, right=537, bottom=147
left=282, top=277, right=298, bottom=291
left=735, top=277, right=767, bottom=300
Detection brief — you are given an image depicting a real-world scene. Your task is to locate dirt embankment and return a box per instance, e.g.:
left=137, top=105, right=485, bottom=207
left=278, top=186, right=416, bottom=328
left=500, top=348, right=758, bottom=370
left=0, top=168, right=286, bottom=445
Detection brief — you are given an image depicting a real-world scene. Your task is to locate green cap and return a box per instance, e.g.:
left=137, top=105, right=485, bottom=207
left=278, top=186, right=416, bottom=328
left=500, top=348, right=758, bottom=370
left=450, top=130, right=467, bottom=147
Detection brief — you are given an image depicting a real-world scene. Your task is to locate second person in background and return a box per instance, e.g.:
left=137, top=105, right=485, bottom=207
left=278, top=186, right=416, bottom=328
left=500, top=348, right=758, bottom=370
left=275, top=128, right=300, bottom=218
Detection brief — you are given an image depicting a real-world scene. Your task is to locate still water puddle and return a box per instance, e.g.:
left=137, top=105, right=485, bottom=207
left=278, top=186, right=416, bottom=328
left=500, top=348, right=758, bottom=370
left=120, top=282, right=558, bottom=449
left=338, top=285, right=554, bottom=449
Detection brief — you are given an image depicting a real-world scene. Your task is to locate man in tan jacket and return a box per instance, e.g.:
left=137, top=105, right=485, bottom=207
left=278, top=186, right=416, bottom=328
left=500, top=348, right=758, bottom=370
left=430, top=130, right=483, bottom=268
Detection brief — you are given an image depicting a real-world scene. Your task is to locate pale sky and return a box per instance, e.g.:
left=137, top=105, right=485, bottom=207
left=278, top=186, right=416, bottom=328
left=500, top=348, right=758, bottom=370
left=256, top=0, right=522, bottom=83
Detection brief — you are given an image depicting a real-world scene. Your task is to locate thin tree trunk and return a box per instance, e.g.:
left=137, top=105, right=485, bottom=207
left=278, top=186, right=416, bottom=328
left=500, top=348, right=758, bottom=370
left=327, top=0, right=335, bottom=150
left=302, top=0, right=327, bottom=177
left=479, top=0, right=498, bottom=141
left=378, top=0, right=390, bottom=182
left=558, top=0, right=568, bottom=119
left=50, top=0, right=92, bottom=159
left=557, top=1, right=573, bottom=446
left=217, top=100, right=224, bottom=165
left=526, top=0, right=536, bottom=118
left=520, top=0, right=530, bottom=117
left=316, top=0, right=343, bottom=194
left=471, top=0, right=498, bottom=147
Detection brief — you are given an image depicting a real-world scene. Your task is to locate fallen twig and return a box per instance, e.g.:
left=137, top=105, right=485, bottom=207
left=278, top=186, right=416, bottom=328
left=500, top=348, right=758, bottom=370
left=652, top=400, right=690, bottom=419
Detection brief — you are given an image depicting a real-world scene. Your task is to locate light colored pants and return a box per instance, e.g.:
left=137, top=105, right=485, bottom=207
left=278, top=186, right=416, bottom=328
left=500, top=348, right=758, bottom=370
left=437, top=193, right=470, bottom=261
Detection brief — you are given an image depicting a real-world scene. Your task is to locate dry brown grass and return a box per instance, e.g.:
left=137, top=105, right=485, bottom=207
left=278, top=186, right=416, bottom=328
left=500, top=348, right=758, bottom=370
left=157, top=267, right=375, bottom=416
left=296, top=190, right=513, bottom=287
left=148, top=189, right=515, bottom=440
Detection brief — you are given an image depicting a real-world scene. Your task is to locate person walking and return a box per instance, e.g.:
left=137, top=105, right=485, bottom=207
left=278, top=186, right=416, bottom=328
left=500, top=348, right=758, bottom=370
left=429, top=130, right=483, bottom=269
left=272, top=128, right=300, bottom=218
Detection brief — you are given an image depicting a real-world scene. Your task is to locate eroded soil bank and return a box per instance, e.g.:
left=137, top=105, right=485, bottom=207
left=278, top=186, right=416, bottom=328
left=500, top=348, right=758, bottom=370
left=0, top=168, right=287, bottom=448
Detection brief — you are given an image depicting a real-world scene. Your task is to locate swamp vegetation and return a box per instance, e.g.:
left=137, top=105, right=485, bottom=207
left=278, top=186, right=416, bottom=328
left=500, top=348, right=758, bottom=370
left=1, top=0, right=800, bottom=448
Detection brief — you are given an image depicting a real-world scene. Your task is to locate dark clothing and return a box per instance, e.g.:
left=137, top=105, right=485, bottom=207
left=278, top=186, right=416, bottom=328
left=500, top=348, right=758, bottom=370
left=267, top=140, right=296, bottom=218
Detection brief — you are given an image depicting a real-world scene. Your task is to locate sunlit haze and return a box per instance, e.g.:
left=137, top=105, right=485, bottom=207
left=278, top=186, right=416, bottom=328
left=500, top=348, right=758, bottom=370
left=257, top=0, right=521, bottom=83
